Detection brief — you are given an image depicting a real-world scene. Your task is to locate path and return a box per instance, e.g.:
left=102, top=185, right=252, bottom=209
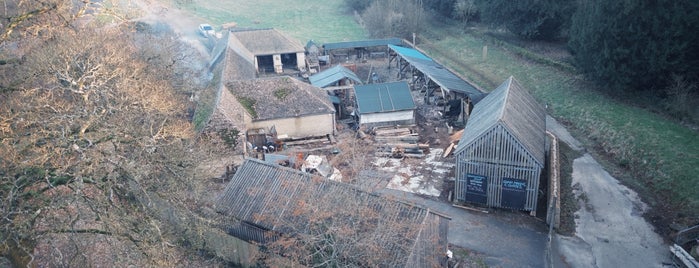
left=379, top=188, right=548, bottom=268
left=547, top=116, right=671, bottom=267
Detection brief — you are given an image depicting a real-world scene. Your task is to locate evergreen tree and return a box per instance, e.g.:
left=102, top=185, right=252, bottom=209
left=476, top=0, right=575, bottom=40
left=569, top=0, right=699, bottom=94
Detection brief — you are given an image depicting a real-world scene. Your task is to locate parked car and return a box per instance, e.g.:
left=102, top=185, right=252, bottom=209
left=198, top=24, right=215, bottom=37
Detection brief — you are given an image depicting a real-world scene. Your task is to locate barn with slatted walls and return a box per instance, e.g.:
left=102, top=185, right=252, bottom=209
left=454, top=76, right=546, bottom=211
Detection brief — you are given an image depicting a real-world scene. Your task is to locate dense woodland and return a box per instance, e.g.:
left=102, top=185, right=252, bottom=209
left=350, top=0, right=699, bottom=120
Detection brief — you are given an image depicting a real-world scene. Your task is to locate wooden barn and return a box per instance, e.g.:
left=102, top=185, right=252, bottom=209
left=225, top=76, right=335, bottom=145
left=228, top=28, right=306, bottom=74
left=354, top=81, right=416, bottom=128
left=215, top=158, right=450, bottom=267
left=454, top=76, right=546, bottom=211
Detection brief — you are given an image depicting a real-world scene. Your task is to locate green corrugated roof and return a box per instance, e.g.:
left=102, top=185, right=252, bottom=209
left=354, top=81, right=416, bottom=114
left=309, top=65, right=363, bottom=88
left=322, top=38, right=403, bottom=50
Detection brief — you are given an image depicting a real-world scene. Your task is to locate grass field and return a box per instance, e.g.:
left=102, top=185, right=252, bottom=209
left=172, top=0, right=698, bottom=226
left=166, top=0, right=367, bottom=44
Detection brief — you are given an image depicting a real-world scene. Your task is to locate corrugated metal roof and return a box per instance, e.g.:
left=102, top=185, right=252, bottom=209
left=387, top=44, right=432, bottom=61
left=354, top=81, right=416, bottom=114
left=388, top=45, right=484, bottom=100
left=322, top=38, right=403, bottom=50
left=215, top=159, right=449, bottom=267
left=229, top=28, right=304, bottom=56
left=309, top=65, right=363, bottom=88
left=226, top=76, right=335, bottom=121
left=455, top=76, right=546, bottom=164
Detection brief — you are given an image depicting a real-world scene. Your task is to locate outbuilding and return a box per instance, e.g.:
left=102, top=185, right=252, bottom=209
left=454, top=76, right=546, bottom=211
left=225, top=76, right=335, bottom=145
left=354, top=81, right=417, bottom=128
left=215, top=158, right=450, bottom=267
left=228, top=28, right=306, bottom=74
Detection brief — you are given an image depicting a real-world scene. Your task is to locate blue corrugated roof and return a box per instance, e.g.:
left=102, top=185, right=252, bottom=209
left=322, top=38, right=403, bottom=50
left=388, top=45, right=483, bottom=100
left=354, top=81, right=416, bottom=114
left=328, top=94, right=341, bottom=104
left=388, top=44, right=432, bottom=61
left=309, top=65, right=363, bottom=88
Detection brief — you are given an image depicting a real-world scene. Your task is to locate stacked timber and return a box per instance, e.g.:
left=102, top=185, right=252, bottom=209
left=373, top=126, right=425, bottom=158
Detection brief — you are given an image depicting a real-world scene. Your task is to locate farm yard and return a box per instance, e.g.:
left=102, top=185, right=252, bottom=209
left=2, top=0, right=697, bottom=267
left=151, top=0, right=693, bottom=266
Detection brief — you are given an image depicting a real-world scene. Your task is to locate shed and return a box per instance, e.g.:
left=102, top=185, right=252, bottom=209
left=215, top=158, right=450, bottom=267
left=454, top=76, right=546, bottom=211
left=354, top=81, right=416, bottom=128
left=225, top=76, right=335, bottom=143
left=228, top=28, right=306, bottom=74
left=309, top=64, right=363, bottom=89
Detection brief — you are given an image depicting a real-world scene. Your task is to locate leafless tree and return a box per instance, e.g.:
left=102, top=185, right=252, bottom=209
left=0, top=17, right=218, bottom=266
left=361, top=0, right=426, bottom=39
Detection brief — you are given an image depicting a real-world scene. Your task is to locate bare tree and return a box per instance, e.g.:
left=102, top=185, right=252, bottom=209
left=361, top=0, right=426, bottom=39
left=0, top=20, right=214, bottom=266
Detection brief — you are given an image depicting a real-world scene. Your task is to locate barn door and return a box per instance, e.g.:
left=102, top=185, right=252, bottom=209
left=464, top=174, right=488, bottom=204
left=501, top=178, right=527, bottom=210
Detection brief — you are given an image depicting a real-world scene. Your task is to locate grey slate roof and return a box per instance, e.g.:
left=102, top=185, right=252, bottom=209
left=215, top=158, right=449, bottom=267
left=322, top=38, right=403, bottom=51
left=309, top=64, right=363, bottom=88
left=229, top=28, right=304, bottom=56
left=226, top=76, right=335, bottom=121
left=388, top=45, right=485, bottom=101
left=455, top=76, right=546, bottom=164
left=355, top=81, right=416, bottom=114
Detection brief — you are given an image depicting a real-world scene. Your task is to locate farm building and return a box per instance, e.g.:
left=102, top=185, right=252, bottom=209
left=309, top=64, right=363, bottom=118
left=354, top=81, right=417, bottom=128
left=322, top=38, right=403, bottom=64
left=309, top=64, right=363, bottom=89
left=388, top=44, right=485, bottom=125
left=228, top=28, right=306, bottom=74
left=454, top=76, right=546, bottom=211
left=201, top=30, right=258, bottom=133
left=215, top=158, right=450, bottom=267
left=225, top=76, right=335, bottom=146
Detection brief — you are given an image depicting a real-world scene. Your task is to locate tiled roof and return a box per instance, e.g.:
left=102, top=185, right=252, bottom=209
left=226, top=76, right=335, bottom=121
left=229, top=28, right=304, bottom=56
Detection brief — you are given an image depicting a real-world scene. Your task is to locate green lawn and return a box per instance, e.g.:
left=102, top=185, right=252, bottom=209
left=168, top=0, right=367, bottom=44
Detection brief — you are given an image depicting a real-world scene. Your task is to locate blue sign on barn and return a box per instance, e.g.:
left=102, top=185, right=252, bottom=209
left=501, top=178, right=527, bottom=209
left=464, top=174, right=488, bottom=204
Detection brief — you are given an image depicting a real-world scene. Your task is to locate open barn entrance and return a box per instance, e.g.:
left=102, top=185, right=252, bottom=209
left=281, top=53, right=298, bottom=69
left=257, top=55, right=274, bottom=73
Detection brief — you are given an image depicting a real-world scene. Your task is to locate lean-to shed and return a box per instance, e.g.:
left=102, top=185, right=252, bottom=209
left=354, top=81, right=416, bottom=128
left=454, top=76, right=546, bottom=211
left=215, top=158, right=450, bottom=267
